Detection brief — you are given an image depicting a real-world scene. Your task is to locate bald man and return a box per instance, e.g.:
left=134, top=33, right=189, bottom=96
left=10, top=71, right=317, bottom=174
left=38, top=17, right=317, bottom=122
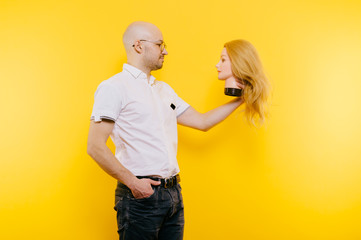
left=87, top=21, right=243, bottom=240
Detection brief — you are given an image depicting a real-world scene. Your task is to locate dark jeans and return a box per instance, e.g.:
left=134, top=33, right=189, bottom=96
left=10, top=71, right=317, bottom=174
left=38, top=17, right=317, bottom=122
left=114, top=181, right=184, bottom=240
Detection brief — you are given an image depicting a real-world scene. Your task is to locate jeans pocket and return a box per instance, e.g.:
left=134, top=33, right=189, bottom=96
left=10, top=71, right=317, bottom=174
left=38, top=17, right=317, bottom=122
left=134, top=186, right=157, bottom=201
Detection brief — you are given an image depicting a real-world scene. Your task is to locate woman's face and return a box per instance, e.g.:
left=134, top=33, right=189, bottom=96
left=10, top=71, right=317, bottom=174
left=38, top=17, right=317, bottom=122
left=216, top=48, right=233, bottom=80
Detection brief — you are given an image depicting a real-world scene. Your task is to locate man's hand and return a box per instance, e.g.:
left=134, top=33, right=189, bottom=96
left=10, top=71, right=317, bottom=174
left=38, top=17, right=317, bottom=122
left=129, top=178, right=161, bottom=199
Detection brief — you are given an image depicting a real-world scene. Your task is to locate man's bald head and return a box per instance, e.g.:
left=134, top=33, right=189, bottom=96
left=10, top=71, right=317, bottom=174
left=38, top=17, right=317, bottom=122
left=123, top=21, right=163, bottom=53
left=122, top=21, right=167, bottom=74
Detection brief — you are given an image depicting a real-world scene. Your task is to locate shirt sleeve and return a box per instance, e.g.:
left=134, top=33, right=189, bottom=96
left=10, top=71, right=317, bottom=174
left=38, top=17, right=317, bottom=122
left=174, top=93, right=190, bottom=117
left=90, top=81, right=122, bottom=122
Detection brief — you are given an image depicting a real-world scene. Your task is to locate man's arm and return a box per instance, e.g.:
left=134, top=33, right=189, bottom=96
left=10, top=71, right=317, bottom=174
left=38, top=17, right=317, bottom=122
left=177, top=98, right=244, bottom=131
left=87, top=120, right=160, bottom=198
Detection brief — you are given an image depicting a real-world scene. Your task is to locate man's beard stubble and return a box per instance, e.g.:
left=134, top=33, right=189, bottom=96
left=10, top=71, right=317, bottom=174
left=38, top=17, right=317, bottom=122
left=143, top=53, right=164, bottom=72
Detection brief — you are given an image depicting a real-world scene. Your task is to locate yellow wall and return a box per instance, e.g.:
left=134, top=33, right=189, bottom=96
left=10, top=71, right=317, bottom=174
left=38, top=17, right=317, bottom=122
left=1, top=0, right=361, bottom=239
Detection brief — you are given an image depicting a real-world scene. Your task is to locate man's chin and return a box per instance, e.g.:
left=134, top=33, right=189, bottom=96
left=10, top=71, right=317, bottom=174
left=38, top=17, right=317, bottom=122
left=150, top=65, right=163, bottom=71
left=156, top=63, right=164, bottom=70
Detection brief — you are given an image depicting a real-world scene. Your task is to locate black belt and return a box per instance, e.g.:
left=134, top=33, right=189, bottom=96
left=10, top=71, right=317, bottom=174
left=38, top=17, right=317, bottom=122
left=137, top=174, right=180, bottom=188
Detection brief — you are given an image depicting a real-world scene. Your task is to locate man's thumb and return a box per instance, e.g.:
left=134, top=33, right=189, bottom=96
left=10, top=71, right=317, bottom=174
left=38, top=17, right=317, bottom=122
left=149, top=179, right=161, bottom=186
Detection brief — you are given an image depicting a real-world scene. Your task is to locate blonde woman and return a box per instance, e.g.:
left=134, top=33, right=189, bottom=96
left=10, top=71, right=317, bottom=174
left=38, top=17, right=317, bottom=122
left=216, top=39, right=271, bottom=125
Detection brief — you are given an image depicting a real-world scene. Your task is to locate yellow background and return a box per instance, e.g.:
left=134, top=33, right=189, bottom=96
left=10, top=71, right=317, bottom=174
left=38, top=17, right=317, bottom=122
left=1, top=0, right=361, bottom=239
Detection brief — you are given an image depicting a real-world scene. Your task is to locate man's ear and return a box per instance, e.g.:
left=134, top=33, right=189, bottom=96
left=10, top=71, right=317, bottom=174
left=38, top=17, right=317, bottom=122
left=133, top=41, right=142, bottom=54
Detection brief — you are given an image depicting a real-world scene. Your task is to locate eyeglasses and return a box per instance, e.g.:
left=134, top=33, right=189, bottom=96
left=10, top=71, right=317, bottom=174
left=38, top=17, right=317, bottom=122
left=132, top=40, right=167, bottom=51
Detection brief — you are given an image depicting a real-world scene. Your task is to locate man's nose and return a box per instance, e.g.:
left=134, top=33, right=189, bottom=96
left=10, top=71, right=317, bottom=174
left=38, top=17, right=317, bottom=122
left=162, top=49, right=168, bottom=55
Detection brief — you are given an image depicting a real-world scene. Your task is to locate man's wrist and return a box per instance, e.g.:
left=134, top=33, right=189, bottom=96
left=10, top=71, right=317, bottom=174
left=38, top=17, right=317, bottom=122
left=124, top=175, right=139, bottom=190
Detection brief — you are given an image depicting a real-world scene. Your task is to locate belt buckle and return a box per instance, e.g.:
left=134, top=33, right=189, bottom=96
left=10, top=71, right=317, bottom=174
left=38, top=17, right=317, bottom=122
left=164, top=176, right=174, bottom=188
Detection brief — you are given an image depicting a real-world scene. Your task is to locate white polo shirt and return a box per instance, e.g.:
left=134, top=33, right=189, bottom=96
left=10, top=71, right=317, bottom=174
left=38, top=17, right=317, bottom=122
left=91, top=64, right=190, bottom=178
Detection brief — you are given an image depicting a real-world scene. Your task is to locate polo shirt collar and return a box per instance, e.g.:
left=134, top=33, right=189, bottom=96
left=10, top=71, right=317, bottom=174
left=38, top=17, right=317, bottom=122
left=123, top=63, right=156, bottom=85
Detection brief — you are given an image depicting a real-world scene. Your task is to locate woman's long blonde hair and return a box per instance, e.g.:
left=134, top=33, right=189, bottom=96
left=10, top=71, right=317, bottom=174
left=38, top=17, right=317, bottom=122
left=224, top=39, right=271, bottom=126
